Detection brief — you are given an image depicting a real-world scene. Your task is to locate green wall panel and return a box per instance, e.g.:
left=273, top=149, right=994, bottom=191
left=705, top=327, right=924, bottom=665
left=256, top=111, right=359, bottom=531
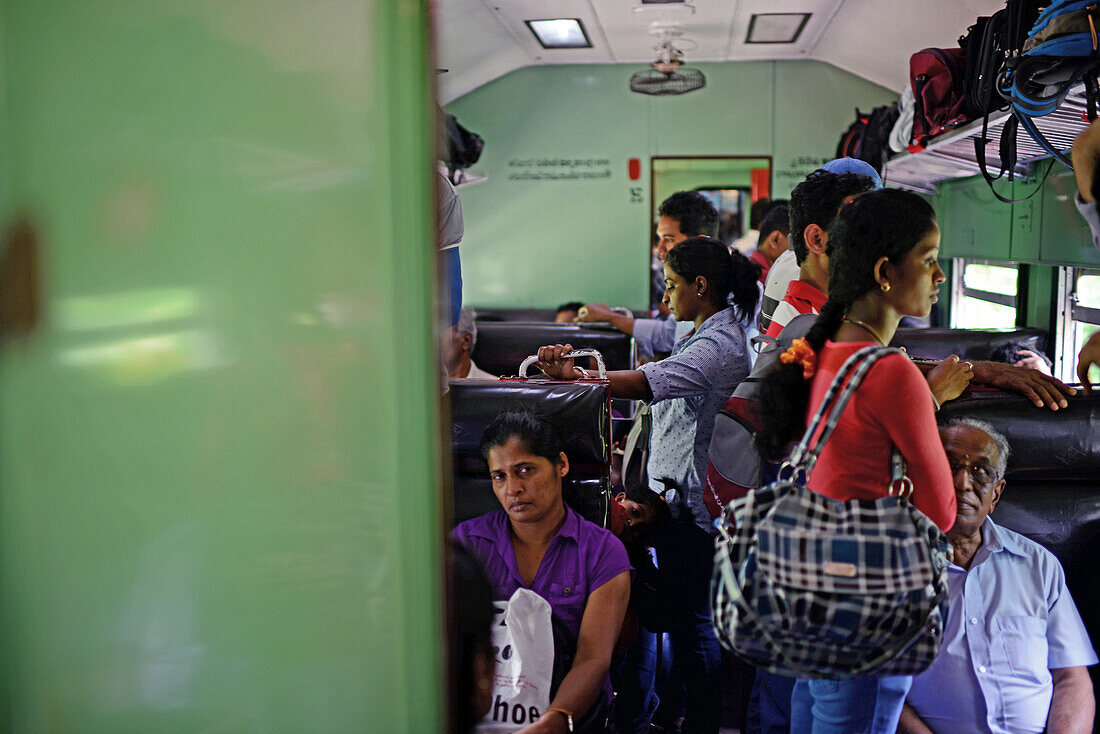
left=1020, top=265, right=1059, bottom=332
left=935, top=176, right=1014, bottom=261
left=448, top=62, right=894, bottom=310
left=0, top=1, right=443, bottom=732
left=1010, top=177, right=1043, bottom=263
left=933, top=168, right=1100, bottom=269
left=771, top=62, right=897, bottom=199
left=1038, top=168, right=1100, bottom=268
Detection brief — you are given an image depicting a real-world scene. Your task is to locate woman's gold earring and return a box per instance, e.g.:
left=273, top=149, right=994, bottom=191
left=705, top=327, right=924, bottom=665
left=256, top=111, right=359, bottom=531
left=881, top=283, right=891, bottom=293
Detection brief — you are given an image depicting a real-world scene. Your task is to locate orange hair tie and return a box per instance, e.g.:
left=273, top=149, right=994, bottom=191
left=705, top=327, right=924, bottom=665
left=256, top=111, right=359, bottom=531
left=780, top=337, right=816, bottom=380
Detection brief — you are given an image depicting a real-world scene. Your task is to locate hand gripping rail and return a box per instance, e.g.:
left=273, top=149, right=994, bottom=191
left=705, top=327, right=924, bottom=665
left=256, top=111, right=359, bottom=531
left=518, top=349, right=607, bottom=379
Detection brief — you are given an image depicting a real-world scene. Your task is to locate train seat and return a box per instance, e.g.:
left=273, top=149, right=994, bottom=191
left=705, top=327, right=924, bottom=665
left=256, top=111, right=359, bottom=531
left=473, top=307, right=649, bottom=323
left=890, top=327, right=1048, bottom=362
left=471, top=322, right=637, bottom=421
left=471, top=322, right=636, bottom=377
left=474, top=307, right=560, bottom=322
left=939, top=391, right=1100, bottom=482
left=449, top=378, right=612, bottom=527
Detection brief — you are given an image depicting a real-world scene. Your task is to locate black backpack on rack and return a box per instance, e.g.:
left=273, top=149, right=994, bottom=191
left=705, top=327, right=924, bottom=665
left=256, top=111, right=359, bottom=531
left=835, top=104, right=901, bottom=175
left=962, top=0, right=1045, bottom=119
left=963, top=0, right=1046, bottom=202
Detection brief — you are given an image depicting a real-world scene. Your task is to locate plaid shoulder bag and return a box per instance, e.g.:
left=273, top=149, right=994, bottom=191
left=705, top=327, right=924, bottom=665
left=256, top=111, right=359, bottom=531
left=711, top=345, right=951, bottom=679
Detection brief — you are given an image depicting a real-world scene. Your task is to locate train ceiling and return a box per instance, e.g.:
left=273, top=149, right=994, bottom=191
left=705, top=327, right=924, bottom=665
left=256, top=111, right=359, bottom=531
left=434, top=0, right=1004, bottom=103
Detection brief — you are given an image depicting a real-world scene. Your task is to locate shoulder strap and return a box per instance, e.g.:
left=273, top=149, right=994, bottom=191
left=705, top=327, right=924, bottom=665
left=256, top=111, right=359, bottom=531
left=787, top=345, right=904, bottom=474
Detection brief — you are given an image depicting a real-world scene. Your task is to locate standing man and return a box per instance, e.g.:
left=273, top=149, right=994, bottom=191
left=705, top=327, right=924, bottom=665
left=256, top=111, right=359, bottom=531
left=747, top=204, right=790, bottom=284
left=764, top=170, right=874, bottom=337
left=759, top=157, right=882, bottom=334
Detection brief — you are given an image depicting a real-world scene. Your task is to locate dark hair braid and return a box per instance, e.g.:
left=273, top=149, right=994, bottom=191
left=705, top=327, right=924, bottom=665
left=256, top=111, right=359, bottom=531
left=755, top=188, right=937, bottom=461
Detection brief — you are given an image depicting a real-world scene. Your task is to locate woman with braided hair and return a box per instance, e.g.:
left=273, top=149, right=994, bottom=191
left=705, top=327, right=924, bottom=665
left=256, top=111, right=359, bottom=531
left=755, top=188, right=968, bottom=734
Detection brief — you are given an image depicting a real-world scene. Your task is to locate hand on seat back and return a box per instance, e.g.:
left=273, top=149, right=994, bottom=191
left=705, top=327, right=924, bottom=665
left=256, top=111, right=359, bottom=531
left=574, top=303, right=614, bottom=323
left=925, top=354, right=973, bottom=406
left=969, top=361, right=1075, bottom=410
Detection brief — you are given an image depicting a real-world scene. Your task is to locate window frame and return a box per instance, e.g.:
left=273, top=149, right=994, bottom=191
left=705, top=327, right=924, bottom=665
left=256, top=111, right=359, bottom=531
left=1056, top=266, right=1100, bottom=382
left=949, top=258, right=1020, bottom=329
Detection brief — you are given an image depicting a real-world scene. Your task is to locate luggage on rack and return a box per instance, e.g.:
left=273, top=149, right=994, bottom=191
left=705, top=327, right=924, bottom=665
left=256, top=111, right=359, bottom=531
left=962, top=0, right=1045, bottom=118
left=908, top=47, right=970, bottom=151
left=888, top=85, right=916, bottom=153
left=958, top=0, right=1046, bottom=200
left=1004, top=1, right=1100, bottom=167
left=835, top=103, right=900, bottom=175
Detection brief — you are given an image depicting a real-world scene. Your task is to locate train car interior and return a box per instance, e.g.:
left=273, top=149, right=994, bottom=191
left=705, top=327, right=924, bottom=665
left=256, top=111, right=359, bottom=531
left=1, top=0, right=1100, bottom=731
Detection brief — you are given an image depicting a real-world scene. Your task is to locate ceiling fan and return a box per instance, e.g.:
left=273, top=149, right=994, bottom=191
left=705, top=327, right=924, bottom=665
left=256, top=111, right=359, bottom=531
left=629, top=21, right=705, bottom=96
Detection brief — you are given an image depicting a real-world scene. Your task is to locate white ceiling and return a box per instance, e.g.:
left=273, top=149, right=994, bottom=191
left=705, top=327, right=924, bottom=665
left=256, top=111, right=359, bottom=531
left=434, top=0, right=1003, bottom=103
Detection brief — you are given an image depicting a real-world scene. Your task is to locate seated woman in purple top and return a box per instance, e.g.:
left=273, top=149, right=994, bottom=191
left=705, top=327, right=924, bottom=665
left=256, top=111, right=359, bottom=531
left=452, top=409, right=632, bottom=734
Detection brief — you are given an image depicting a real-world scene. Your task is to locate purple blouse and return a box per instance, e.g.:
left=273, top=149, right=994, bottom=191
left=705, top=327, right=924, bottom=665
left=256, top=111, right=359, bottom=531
left=451, top=506, right=631, bottom=641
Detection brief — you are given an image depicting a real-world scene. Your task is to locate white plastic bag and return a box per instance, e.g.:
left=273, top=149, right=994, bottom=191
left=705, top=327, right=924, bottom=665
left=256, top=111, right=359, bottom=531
left=476, top=588, right=555, bottom=733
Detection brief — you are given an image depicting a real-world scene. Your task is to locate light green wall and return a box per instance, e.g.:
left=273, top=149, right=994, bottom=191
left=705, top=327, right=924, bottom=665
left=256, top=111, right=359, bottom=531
left=448, top=61, right=895, bottom=309
left=0, top=1, right=443, bottom=732
left=935, top=167, right=1100, bottom=268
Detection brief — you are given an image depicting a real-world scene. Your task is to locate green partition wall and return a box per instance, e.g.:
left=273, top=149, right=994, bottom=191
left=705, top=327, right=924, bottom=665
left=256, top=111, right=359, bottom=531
left=935, top=167, right=1100, bottom=268
left=0, top=2, right=443, bottom=732
left=448, top=61, right=895, bottom=309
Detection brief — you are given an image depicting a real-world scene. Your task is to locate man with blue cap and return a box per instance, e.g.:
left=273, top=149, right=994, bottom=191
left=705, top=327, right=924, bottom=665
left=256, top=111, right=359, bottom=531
left=759, top=159, right=881, bottom=336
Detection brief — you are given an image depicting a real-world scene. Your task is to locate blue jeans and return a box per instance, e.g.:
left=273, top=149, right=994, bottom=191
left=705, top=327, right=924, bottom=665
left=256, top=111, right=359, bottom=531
left=745, top=670, right=795, bottom=734
left=654, top=521, right=722, bottom=734
left=611, top=629, right=659, bottom=734
left=789, top=675, right=911, bottom=734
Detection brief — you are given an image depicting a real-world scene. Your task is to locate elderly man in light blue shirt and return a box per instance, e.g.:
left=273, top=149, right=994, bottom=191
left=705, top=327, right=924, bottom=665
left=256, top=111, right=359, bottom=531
left=900, top=419, right=1097, bottom=734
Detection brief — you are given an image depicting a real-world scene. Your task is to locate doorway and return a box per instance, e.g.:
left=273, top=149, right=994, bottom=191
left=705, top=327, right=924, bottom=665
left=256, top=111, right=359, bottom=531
left=649, top=156, right=772, bottom=309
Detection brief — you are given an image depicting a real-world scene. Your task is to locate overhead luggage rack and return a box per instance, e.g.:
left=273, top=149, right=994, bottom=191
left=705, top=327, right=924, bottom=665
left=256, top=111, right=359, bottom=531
left=885, top=85, right=1092, bottom=194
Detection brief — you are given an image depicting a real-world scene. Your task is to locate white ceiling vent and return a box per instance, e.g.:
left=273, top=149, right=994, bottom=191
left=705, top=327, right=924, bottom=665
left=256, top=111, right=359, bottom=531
left=745, top=13, right=811, bottom=44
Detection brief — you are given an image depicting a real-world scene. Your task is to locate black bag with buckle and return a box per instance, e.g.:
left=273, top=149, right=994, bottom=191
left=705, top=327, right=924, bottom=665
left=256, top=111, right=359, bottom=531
left=964, top=0, right=1047, bottom=202
left=835, top=104, right=901, bottom=175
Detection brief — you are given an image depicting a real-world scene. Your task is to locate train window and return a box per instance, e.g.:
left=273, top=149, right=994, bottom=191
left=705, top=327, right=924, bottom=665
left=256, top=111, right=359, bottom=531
left=950, top=259, right=1019, bottom=329
left=1057, top=267, right=1100, bottom=382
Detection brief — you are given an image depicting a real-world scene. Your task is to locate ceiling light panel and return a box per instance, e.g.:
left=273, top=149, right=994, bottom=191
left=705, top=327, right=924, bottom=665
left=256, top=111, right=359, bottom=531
left=746, top=13, right=811, bottom=44
left=526, top=19, right=592, bottom=48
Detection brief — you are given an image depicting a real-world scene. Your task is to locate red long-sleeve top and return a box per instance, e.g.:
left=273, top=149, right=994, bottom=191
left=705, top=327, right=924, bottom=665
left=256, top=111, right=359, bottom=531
left=804, top=341, right=956, bottom=532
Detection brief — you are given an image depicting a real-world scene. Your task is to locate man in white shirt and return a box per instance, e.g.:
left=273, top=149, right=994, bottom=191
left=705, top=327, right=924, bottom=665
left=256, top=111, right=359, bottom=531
left=900, top=419, right=1096, bottom=734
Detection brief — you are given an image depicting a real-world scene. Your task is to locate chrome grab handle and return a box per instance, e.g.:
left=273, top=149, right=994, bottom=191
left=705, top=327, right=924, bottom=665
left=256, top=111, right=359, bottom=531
left=518, top=348, right=607, bottom=379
